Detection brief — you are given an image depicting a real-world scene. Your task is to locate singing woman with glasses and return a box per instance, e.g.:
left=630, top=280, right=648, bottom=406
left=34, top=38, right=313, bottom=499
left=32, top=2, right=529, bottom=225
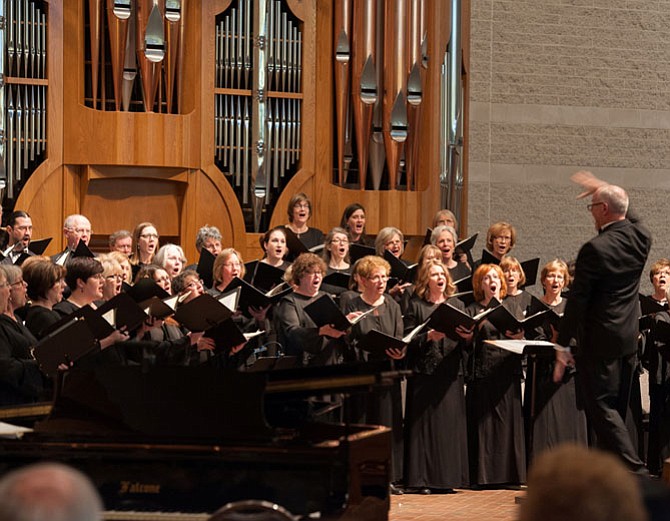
left=284, top=192, right=324, bottom=250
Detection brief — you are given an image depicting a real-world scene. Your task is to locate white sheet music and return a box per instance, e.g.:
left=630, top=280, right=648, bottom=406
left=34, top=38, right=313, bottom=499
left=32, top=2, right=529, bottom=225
left=484, top=339, right=555, bottom=355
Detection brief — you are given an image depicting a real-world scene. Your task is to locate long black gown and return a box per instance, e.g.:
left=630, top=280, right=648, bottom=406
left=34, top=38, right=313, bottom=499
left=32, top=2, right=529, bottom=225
left=403, top=295, right=469, bottom=490
left=524, top=298, right=587, bottom=461
left=274, top=291, right=344, bottom=367
left=465, top=300, right=526, bottom=486
left=0, top=314, right=46, bottom=405
left=641, top=308, right=670, bottom=474
left=342, top=295, right=404, bottom=482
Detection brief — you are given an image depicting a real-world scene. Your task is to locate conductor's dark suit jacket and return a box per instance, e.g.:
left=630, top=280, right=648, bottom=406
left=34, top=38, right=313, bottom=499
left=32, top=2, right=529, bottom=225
left=557, top=211, right=651, bottom=359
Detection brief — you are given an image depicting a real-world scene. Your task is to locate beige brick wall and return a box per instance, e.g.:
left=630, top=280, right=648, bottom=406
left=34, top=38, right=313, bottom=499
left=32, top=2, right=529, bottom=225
left=469, top=0, right=670, bottom=294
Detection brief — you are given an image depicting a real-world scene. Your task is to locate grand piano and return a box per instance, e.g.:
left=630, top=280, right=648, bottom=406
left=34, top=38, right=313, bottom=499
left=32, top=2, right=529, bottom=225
left=0, top=361, right=401, bottom=520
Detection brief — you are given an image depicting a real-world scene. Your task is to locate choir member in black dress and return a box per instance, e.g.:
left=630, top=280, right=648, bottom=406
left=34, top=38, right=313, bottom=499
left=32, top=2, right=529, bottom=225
left=403, top=260, right=470, bottom=493
left=130, top=222, right=159, bottom=270
left=466, top=263, right=526, bottom=486
left=284, top=192, right=324, bottom=250
left=399, top=244, right=442, bottom=313
left=525, top=259, right=587, bottom=461
left=431, top=225, right=470, bottom=281
left=340, top=203, right=374, bottom=246
left=375, top=227, right=411, bottom=299
left=0, top=267, right=45, bottom=405
left=321, top=227, right=350, bottom=297
left=53, top=258, right=130, bottom=353
left=641, top=258, right=670, bottom=475
left=275, top=253, right=349, bottom=366
left=342, top=255, right=406, bottom=487
left=260, top=226, right=291, bottom=270
left=97, top=254, right=124, bottom=302
left=154, top=244, right=187, bottom=280
left=22, top=257, right=66, bottom=340
left=209, top=249, right=270, bottom=364
left=107, top=250, right=133, bottom=285
left=500, top=256, right=532, bottom=313
left=485, top=221, right=516, bottom=262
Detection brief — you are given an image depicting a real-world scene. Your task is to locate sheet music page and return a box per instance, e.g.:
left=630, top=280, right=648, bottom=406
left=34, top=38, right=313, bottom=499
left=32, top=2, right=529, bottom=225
left=484, top=339, right=555, bottom=355
left=0, top=421, right=33, bottom=439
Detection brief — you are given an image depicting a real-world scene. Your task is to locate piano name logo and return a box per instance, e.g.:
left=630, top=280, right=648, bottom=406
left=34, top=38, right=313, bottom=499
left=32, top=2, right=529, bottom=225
left=118, top=481, right=161, bottom=495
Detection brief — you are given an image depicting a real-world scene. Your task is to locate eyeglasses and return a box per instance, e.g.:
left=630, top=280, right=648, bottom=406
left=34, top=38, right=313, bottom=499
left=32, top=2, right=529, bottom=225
left=91, top=273, right=105, bottom=280
left=330, top=238, right=349, bottom=244
left=105, top=274, right=123, bottom=281
left=140, top=233, right=159, bottom=239
left=70, top=227, right=91, bottom=235
left=223, top=262, right=242, bottom=268
left=10, top=279, right=26, bottom=287
left=293, top=203, right=310, bottom=209
left=586, top=202, right=605, bottom=211
left=368, top=274, right=389, bottom=283
left=186, top=279, right=204, bottom=289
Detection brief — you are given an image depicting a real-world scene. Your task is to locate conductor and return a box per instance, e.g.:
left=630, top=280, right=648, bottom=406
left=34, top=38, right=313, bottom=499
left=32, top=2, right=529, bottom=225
left=554, top=171, right=651, bottom=475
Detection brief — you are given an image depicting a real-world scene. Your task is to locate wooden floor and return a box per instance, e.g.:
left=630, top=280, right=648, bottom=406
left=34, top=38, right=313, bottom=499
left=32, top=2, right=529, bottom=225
left=389, top=488, right=521, bottom=521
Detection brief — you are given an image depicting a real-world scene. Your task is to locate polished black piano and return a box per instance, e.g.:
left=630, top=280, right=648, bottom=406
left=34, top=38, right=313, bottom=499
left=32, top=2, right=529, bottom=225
left=0, top=361, right=400, bottom=520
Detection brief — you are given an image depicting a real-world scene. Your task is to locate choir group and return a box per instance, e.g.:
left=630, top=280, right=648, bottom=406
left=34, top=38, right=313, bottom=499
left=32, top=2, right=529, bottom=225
left=0, top=191, right=666, bottom=493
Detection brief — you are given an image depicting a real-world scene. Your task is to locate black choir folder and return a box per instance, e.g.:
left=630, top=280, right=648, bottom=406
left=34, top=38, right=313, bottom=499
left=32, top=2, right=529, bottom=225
left=304, top=294, right=374, bottom=331
left=196, top=248, right=216, bottom=289
left=426, top=302, right=496, bottom=341
left=34, top=318, right=97, bottom=377
left=639, top=294, right=668, bottom=317
left=383, top=250, right=418, bottom=284
left=225, top=276, right=292, bottom=313
left=173, top=293, right=235, bottom=332
left=96, top=292, right=149, bottom=333
left=357, top=322, right=427, bottom=356
left=485, top=299, right=549, bottom=336
left=205, top=320, right=264, bottom=352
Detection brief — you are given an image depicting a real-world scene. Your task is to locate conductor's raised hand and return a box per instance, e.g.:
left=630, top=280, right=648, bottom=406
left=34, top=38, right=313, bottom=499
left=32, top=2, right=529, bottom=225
left=571, top=170, right=608, bottom=199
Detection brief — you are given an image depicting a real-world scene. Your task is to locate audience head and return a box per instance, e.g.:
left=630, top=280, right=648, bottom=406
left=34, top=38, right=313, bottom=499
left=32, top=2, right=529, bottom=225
left=63, top=215, right=92, bottom=250
left=195, top=225, right=222, bottom=256
left=108, top=230, right=132, bottom=256
left=519, top=444, right=648, bottom=521
left=0, top=462, right=103, bottom=521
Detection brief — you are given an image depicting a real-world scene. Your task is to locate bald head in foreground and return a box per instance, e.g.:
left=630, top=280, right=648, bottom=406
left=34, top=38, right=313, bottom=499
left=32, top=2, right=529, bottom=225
left=0, top=463, right=103, bottom=521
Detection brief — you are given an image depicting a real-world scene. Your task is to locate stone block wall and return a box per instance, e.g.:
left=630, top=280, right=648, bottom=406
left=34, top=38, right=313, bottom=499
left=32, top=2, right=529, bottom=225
left=468, top=0, right=670, bottom=294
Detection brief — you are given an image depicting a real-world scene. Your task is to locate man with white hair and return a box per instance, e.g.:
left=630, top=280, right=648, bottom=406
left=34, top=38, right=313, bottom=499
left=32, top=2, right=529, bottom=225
left=0, top=462, right=103, bottom=521
left=51, top=214, right=92, bottom=265
left=554, top=171, right=652, bottom=475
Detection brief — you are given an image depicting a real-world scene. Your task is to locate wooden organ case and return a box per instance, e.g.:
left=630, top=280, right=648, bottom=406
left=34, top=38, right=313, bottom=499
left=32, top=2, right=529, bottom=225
left=2, top=0, right=469, bottom=260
